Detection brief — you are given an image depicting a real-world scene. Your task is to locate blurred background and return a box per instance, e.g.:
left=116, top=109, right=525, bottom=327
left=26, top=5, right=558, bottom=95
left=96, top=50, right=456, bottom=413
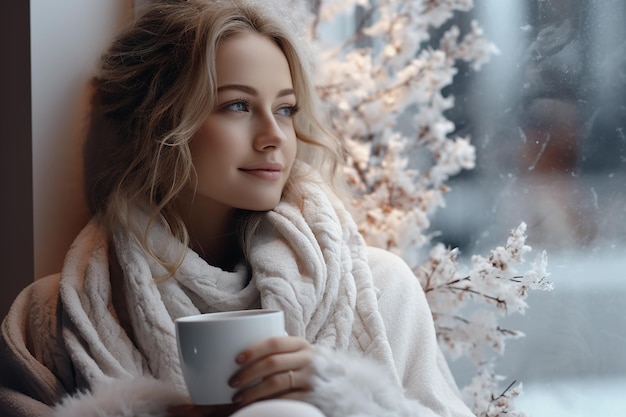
left=1, top=1, right=623, bottom=416
left=427, top=1, right=626, bottom=415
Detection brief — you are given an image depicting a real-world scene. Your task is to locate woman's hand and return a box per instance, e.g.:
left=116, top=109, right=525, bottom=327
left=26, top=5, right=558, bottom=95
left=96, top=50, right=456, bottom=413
left=228, top=336, right=315, bottom=406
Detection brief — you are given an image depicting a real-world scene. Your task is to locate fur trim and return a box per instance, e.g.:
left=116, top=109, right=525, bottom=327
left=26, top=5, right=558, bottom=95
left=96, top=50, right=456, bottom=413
left=306, top=347, right=439, bottom=417
left=51, top=376, right=189, bottom=417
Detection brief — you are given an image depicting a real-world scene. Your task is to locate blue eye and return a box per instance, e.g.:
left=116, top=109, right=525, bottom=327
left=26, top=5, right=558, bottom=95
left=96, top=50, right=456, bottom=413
left=276, top=105, right=300, bottom=117
left=224, top=100, right=249, bottom=112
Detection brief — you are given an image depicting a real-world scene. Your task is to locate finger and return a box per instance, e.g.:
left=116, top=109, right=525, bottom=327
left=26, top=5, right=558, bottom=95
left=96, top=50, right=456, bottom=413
left=233, top=368, right=315, bottom=406
left=230, top=347, right=314, bottom=388
left=278, top=390, right=311, bottom=402
left=235, top=336, right=310, bottom=366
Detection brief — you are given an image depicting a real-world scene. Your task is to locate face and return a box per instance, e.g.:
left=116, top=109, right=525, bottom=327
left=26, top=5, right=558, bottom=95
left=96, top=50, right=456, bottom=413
left=188, top=32, right=298, bottom=214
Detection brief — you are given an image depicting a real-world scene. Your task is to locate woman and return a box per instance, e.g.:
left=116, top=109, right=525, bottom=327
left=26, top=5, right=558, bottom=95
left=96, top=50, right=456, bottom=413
left=0, top=1, right=475, bottom=416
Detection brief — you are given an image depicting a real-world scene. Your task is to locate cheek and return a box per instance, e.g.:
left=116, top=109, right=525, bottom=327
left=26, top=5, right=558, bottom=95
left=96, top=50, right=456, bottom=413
left=287, top=136, right=298, bottom=164
left=190, top=125, right=238, bottom=166
left=189, top=139, right=216, bottom=173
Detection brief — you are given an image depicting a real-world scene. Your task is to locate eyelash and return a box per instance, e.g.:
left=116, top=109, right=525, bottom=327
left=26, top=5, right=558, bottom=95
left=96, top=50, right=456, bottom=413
left=223, top=98, right=251, bottom=112
left=222, top=98, right=299, bottom=118
left=278, top=104, right=300, bottom=117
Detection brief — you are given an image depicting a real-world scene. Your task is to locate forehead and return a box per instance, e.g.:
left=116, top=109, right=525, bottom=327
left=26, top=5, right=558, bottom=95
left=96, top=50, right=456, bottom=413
left=215, top=32, right=293, bottom=88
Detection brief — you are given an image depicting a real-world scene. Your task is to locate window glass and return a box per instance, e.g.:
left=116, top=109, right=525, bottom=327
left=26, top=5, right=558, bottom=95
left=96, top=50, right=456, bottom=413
left=429, top=1, right=626, bottom=416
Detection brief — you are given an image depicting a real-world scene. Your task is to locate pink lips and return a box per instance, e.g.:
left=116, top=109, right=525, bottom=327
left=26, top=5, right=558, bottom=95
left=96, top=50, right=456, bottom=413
left=239, top=162, right=283, bottom=181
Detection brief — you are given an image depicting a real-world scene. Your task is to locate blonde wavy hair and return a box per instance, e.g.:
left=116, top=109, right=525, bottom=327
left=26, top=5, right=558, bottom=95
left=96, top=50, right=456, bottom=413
left=83, top=0, right=344, bottom=272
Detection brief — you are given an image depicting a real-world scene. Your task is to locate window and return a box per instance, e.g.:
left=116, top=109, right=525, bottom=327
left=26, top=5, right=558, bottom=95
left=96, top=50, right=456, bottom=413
left=430, top=1, right=626, bottom=415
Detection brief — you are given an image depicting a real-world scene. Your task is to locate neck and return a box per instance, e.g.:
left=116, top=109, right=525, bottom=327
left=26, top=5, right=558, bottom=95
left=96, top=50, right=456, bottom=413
left=191, top=228, right=240, bottom=271
left=176, top=195, right=242, bottom=270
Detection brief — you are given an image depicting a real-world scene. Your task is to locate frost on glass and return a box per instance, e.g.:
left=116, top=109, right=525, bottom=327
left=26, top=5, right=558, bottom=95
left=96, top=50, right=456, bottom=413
left=431, top=4, right=626, bottom=416
left=432, top=0, right=626, bottom=258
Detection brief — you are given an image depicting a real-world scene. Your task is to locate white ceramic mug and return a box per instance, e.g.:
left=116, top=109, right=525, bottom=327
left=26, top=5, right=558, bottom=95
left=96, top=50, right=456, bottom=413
left=175, top=309, right=285, bottom=405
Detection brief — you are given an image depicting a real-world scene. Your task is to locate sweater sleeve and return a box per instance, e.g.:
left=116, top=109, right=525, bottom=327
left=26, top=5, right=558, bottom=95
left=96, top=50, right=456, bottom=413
left=304, top=248, right=474, bottom=417
left=366, top=247, right=475, bottom=417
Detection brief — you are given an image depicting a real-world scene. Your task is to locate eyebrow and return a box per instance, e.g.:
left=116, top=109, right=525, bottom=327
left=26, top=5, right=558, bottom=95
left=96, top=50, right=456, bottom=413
left=217, top=84, right=295, bottom=99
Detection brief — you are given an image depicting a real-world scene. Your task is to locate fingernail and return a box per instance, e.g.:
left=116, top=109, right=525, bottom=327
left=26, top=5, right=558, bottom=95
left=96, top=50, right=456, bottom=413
left=236, top=353, right=246, bottom=364
left=232, top=393, right=243, bottom=403
left=229, top=377, right=240, bottom=387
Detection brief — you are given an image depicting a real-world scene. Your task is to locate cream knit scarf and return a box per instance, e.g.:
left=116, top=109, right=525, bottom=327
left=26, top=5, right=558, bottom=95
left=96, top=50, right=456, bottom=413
left=58, top=177, right=397, bottom=390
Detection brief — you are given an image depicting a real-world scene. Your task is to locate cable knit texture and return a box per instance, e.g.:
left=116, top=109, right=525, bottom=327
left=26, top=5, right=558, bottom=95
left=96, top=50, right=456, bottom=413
left=0, top=168, right=474, bottom=417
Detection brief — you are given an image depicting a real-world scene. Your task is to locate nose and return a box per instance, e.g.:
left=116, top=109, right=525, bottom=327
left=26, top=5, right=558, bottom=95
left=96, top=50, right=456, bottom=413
left=253, top=112, right=288, bottom=151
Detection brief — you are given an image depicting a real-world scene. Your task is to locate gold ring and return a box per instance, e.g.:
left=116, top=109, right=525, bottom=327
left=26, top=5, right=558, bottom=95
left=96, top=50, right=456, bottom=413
left=288, top=369, right=295, bottom=389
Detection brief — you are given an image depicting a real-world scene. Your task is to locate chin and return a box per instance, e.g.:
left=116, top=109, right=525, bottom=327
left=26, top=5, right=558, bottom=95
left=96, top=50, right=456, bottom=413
left=241, top=196, right=282, bottom=212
